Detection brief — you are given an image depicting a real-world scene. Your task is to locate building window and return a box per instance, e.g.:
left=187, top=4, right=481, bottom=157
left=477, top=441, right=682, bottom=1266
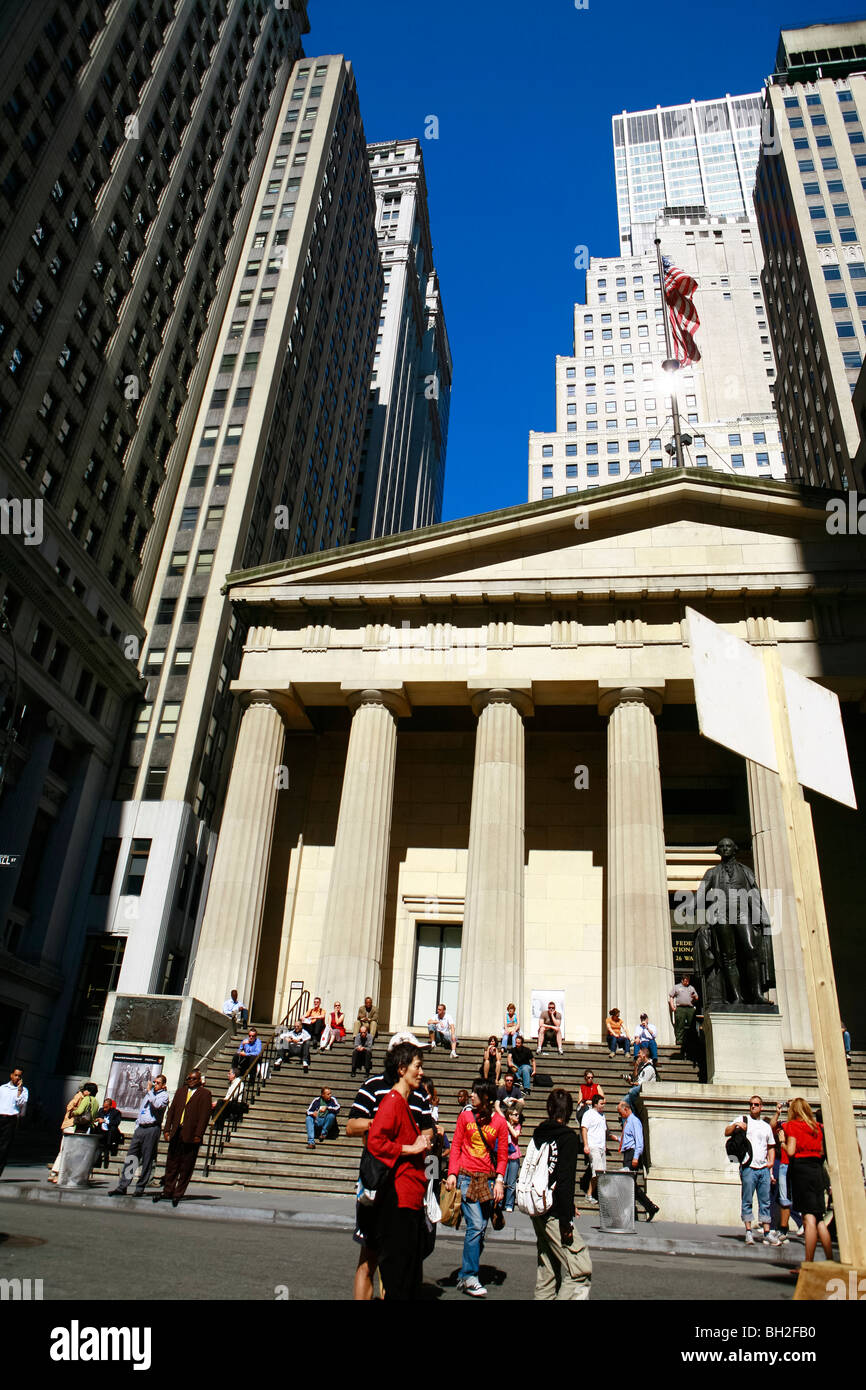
left=731, top=454, right=744, bottom=468
left=157, top=702, right=181, bottom=736
left=195, top=550, right=214, bottom=573
left=541, top=487, right=553, bottom=499
left=122, top=839, right=151, bottom=896
left=756, top=452, right=770, bottom=467
left=542, top=464, right=553, bottom=479
left=542, top=445, right=553, bottom=457
left=728, top=433, right=741, bottom=447
left=91, top=837, right=122, bottom=896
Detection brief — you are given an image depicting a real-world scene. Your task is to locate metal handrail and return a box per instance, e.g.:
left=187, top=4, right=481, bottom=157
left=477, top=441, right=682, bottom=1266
left=202, top=1038, right=275, bottom=1176
left=279, top=982, right=310, bottom=1028
left=193, top=1024, right=232, bottom=1076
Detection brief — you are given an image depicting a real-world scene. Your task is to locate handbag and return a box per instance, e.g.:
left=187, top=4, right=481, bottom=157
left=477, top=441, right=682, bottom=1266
left=358, top=1145, right=394, bottom=1206
left=425, top=1178, right=441, bottom=1224
left=439, top=1182, right=462, bottom=1227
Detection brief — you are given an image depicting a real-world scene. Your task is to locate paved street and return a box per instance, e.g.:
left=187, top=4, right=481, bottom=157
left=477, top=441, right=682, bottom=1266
left=0, top=1203, right=795, bottom=1301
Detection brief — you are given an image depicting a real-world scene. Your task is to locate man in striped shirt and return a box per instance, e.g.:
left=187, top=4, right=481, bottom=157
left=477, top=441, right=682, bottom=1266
left=346, top=1051, right=435, bottom=1300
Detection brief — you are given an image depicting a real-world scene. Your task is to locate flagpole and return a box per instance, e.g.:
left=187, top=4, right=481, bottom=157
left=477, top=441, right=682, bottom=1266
left=655, top=236, right=685, bottom=470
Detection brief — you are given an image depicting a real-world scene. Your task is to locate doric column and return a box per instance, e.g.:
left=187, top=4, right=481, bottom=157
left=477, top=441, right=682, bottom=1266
left=190, top=691, right=287, bottom=1012
left=318, top=689, right=407, bottom=1014
left=457, top=688, right=532, bottom=1039
left=599, top=687, right=674, bottom=1044
left=746, top=758, right=813, bottom=1048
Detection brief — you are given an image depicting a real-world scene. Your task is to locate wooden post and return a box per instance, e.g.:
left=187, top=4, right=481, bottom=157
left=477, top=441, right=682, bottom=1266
left=761, top=648, right=866, bottom=1275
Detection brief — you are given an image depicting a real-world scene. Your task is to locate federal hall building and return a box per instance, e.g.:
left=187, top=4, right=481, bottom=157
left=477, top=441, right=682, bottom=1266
left=187, top=470, right=866, bottom=1061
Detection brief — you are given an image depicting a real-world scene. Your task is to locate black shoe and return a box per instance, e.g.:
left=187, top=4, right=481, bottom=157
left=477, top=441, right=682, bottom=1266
left=152, top=1194, right=163, bottom=1203
left=108, top=1188, right=127, bottom=1197
left=646, top=1205, right=659, bottom=1222
left=171, top=1197, right=180, bottom=1207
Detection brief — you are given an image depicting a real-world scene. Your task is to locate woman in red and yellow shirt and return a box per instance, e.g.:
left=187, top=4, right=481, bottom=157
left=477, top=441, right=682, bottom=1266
left=445, top=1082, right=508, bottom=1297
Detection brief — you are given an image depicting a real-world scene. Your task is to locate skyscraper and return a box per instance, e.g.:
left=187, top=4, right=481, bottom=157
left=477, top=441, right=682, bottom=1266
left=528, top=217, right=784, bottom=502
left=60, top=53, right=383, bottom=1075
left=353, top=139, right=451, bottom=541
left=754, top=21, right=866, bottom=491
left=0, top=0, right=311, bottom=1083
left=614, top=93, right=765, bottom=254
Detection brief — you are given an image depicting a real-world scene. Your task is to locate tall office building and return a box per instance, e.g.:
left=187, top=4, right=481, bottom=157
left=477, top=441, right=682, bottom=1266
left=59, top=54, right=383, bottom=1076
left=614, top=93, right=765, bottom=254
left=353, top=139, right=451, bottom=540
left=754, top=21, right=866, bottom=491
left=0, top=0, right=311, bottom=1081
left=528, top=215, right=785, bottom=501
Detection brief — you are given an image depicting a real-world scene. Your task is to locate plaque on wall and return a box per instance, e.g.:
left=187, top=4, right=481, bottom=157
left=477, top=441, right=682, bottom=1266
left=106, top=1053, right=165, bottom=1121
left=671, top=931, right=695, bottom=975
left=107, top=997, right=182, bottom=1046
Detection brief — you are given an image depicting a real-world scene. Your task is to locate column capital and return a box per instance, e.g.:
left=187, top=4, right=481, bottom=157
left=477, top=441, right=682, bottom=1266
left=469, top=687, right=534, bottom=719
left=237, top=688, right=303, bottom=725
left=598, top=685, right=664, bottom=718
left=345, top=686, right=411, bottom=719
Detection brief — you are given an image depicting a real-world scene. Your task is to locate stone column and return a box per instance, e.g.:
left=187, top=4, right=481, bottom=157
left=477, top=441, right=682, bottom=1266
left=457, top=689, right=532, bottom=1039
left=318, top=689, right=407, bottom=1014
left=189, top=691, right=286, bottom=1013
left=746, top=758, right=813, bottom=1048
left=599, top=687, right=674, bottom=1044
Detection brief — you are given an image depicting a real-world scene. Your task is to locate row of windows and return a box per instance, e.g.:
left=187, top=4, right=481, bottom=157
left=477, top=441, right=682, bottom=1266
left=538, top=449, right=773, bottom=495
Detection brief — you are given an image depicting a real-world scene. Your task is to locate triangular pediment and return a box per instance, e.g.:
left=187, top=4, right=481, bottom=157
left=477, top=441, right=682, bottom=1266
left=228, top=471, right=865, bottom=605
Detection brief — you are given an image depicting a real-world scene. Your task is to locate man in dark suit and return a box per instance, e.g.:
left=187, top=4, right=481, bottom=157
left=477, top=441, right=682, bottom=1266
left=153, top=1069, right=212, bottom=1208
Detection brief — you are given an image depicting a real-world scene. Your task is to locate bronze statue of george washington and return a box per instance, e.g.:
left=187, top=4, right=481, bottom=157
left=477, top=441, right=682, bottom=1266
left=693, top=837, right=776, bottom=1010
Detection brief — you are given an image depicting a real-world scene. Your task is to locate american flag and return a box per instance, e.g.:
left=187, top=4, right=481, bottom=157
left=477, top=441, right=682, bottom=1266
left=662, top=255, right=701, bottom=363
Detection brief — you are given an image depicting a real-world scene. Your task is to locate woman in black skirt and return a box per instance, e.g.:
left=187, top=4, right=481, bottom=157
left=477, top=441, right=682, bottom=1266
left=784, top=1097, right=832, bottom=1265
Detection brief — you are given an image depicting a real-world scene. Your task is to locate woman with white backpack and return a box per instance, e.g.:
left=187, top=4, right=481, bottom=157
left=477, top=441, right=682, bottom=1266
left=517, top=1087, right=592, bottom=1300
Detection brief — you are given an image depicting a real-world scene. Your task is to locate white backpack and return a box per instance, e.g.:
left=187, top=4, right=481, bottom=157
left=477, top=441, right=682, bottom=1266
left=516, top=1138, right=555, bottom=1215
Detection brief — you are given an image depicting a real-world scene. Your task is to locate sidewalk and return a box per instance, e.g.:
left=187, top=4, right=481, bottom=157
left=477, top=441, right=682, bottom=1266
left=0, top=1162, right=811, bottom=1266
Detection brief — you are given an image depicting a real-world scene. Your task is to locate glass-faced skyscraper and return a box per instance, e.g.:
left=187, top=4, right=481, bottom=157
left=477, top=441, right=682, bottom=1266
left=614, top=94, right=765, bottom=253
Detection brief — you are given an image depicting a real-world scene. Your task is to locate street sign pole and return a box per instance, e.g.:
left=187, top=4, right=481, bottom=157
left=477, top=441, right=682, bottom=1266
left=761, top=647, right=866, bottom=1282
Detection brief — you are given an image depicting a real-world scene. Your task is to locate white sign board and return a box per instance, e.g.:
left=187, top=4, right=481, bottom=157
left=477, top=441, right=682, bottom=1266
left=782, top=666, right=857, bottom=809
left=687, top=608, right=776, bottom=771
left=686, top=607, right=857, bottom=809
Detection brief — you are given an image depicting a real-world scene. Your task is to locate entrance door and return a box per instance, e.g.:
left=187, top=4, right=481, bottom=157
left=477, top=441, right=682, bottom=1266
left=411, top=922, right=461, bottom=1027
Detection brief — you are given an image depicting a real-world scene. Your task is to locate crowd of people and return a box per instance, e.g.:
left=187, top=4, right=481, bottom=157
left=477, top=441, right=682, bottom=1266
left=2, top=972, right=852, bottom=1299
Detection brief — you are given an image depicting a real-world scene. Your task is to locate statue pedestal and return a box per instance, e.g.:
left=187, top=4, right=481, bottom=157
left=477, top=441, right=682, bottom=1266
left=704, top=1010, right=790, bottom=1090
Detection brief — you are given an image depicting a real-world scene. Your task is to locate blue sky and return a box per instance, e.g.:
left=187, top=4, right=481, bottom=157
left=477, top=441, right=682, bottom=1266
left=306, top=1, right=865, bottom=524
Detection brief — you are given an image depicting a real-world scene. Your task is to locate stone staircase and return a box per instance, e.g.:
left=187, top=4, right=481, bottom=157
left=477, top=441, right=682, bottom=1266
left=97, top=1025, right=866, bottom=1202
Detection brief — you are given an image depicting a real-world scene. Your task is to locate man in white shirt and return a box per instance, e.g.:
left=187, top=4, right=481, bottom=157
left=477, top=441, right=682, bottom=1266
left=427, top=1002, right=458, bottom=1058
left=632, top=1013, right=658, bottom=1063
left=724, top=1095, right=777, bottom=1245
left=580, top=1094, right=607, bottom=1203
left=0, top=1067, right=28, bottom=1177
left=274, top=1020, right=311, bottom=1071
left=223, top=990, right=248, bottom=1028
